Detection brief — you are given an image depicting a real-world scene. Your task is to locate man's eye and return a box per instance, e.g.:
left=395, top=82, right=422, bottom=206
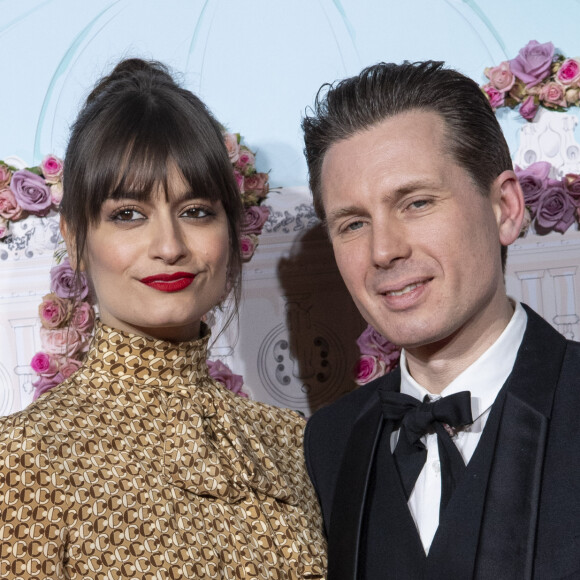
left=347, top=220, right=364, bottom=231
left=409, top=199, right=430, bottom=209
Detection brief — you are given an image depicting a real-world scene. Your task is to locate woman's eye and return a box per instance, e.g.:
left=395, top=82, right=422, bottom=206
left=181, top=206, right=213, bottom=219
left=111, top=208, right=144, bottom=222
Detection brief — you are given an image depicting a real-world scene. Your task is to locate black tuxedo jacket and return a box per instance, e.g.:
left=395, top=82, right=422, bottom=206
left=304, top=306, right=580, bottom=579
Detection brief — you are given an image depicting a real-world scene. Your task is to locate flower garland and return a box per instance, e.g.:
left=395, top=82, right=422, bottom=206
left=481, top=40, right=580, bottom=121
left=1, top=132, right=271, bottom=400
left=0, top=155, right=63, bottom=239
left=354, top=324, right=400, bottom=386
left=516, top=161, right=580, bottom=235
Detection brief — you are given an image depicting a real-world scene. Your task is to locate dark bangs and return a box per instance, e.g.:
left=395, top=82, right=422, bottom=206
left=60, top=60, right=243, bottom=302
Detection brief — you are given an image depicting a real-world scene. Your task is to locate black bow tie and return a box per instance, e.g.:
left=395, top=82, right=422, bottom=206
left=379, top=389, right=473, bottom=512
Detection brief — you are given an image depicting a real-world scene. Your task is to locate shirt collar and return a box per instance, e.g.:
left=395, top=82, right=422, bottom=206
left=399, top=301, right=528, bottom=421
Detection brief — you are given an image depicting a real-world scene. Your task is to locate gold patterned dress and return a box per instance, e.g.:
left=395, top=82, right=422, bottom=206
left=0, top=322, right=327, bottom=579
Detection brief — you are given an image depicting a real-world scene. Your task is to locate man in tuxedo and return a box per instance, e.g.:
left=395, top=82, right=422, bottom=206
left=301, top=60, right=580, bottom=579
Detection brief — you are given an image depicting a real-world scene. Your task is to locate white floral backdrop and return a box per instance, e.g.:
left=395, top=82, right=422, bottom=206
left=2, top=0, right=580, bottom=417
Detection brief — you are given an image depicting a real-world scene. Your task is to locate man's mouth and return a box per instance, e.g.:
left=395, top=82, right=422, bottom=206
left=385, top=282, right=424, bottom=297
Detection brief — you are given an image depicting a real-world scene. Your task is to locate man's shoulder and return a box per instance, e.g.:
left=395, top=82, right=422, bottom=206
left=308, top=376, right=385, bottom=433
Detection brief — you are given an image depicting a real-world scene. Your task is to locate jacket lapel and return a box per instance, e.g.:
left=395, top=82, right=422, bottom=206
left=327, top=369, right=397, bottom=580
left=472, top=306, right=567, bottom=579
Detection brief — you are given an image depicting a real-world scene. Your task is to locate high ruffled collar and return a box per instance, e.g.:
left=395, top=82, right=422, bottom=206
left=85, top=320, right=210, bottom=388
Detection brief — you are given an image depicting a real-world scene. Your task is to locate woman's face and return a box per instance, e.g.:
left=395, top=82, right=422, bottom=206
left=77, top=166, right=230, bottom=342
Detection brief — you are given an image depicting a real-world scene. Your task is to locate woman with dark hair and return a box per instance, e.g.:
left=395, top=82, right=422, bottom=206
left=0, top=59, right=326, bottom=578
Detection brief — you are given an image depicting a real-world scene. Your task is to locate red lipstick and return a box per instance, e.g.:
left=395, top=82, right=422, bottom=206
left=140, top=272, right=195, bottom=293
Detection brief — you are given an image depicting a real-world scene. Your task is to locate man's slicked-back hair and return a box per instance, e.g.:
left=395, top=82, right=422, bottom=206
left=302, top=60, right=514, bottom=221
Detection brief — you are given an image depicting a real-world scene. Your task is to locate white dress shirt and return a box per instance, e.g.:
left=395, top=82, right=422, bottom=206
left=390, top=302, right=528, bottom=554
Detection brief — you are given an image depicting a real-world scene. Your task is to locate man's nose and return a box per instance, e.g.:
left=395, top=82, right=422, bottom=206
left=371, top=219, right=411, bottom=268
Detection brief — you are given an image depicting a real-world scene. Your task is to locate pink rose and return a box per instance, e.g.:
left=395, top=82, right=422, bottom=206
left=556, top=58, right=580, bottom=85
left=0, top=187, right=25, bottom=220
left=354, top=355, right=387, bottom=386
left=539, top=82, right=567, bottom=108
left=0, top=217, right=8, bottom=239
left=10, top=169, right=52, bottom=216
left=207, top=359, right=247, bottom=397
left=70, top=301, right=95, bottom=333
left=58, top=357, right=83, bottom=379
left=509, top=40, right=555, bottom=88
left=482, top=83, right=505, bottom=109
left=30, top=352, right=59, bottom=376
left=236, top=146, right=256, bottom=176
left=243, top=172, right=269, bottom=199
left=39, top=293, right=73, bottom=329
left=564, top=173, right=580, bottom=205
left=50, top=182, right=63, bottom=205
left=240, top=233, right=258, bottom=261
left=535, top=179, right=577, bottom=233
left=515, top=162, right=551, bottom=215
left=40, top=327, right=89, bottom=357
left=520, top=95, right=539, bottom=121
left=241, top=205, right=270, bottom=236
left=50, top=258, right=90, bottom=300
left=234, top=169, right=245, bottom=194
left=223, top=132, right=240, bottom=163
left=32, top=373, right=65, bottom=400
left=484, top=61, right=515, bottom=92
left=40, top=155, right=64, bottom=184
left=0, top=164, right=12, bottom=188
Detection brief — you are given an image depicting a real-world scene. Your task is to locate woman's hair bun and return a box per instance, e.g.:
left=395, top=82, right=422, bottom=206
left=86, top=58, right=175, bottom=105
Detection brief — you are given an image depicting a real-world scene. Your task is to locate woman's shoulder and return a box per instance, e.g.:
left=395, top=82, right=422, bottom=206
left=0, top=373, right=91, bottom=450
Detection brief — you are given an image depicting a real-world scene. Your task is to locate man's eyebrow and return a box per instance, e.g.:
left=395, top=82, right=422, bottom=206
left=326, top=179, right=441, bottom=225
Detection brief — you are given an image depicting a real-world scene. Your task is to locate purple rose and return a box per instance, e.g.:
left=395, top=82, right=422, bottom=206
left=515, top=162, right=551, bottom=215
left=10, top=169, right=52, bottom=216
left=510, top=40, right=555, bottom=88
left=207, top=359, right=247, bottom=397
left=32, top=373, right=65, bottom=400
left=357, top=324, right=398, bottom=357
left=241, top=205, right=270, bottom=236
left=535, top=179, right=577, bottom=233
left=50, top=258, right=90, bottom=300
left=520, top=95, right=539, bottom=121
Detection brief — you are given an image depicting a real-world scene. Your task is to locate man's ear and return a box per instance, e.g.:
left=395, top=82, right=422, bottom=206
left=492, top=170, right=525, bottom=246
left=59, top=219, right=85, bottom=271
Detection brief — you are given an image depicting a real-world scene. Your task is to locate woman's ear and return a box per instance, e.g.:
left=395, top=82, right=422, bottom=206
left=59, top=219, right=85, bottom=271
left=491, top=170, right=525, bottom=246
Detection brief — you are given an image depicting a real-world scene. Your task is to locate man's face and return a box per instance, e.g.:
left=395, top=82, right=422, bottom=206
left=321, top=110, right=510, bottom=354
